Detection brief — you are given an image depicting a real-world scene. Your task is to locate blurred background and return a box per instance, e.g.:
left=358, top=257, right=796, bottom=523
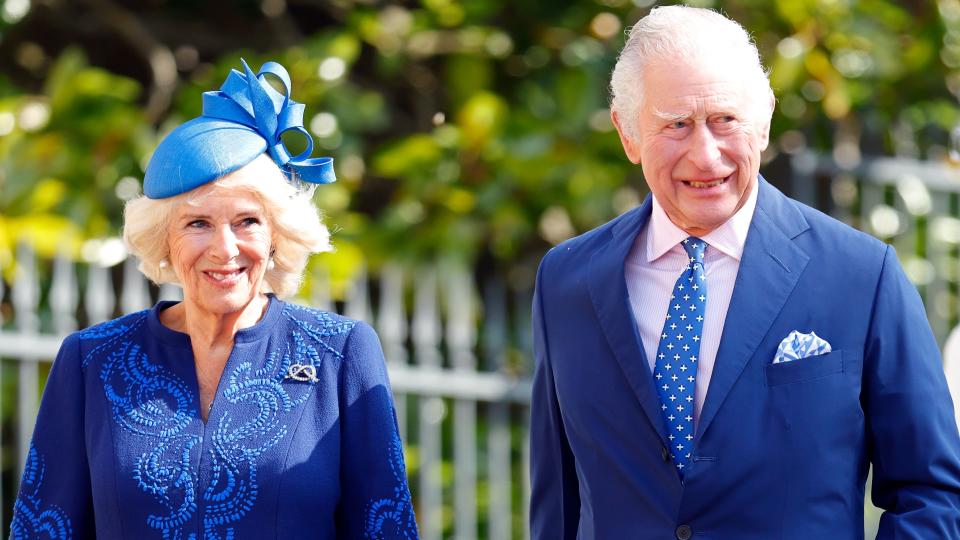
left=0, top=0, right=959, bottom=538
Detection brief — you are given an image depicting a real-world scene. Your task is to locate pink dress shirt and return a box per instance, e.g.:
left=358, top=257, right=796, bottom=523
left=625, top=183, right=758, bottom=423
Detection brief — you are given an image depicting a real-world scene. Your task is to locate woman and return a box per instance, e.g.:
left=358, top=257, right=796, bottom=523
left=10, top=60, right=418, bottom=539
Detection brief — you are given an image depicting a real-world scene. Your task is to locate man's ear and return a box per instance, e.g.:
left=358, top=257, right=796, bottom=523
left=757, top=90, right=775, bottom=152
left=611, top=109, right=642, bottom=164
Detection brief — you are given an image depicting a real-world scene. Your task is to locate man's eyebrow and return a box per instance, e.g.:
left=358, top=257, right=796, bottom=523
left=652, top=108, right=688, bottom=121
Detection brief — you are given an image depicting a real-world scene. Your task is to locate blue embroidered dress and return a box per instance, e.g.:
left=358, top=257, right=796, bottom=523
left=10, top=296, right=418, bottom=539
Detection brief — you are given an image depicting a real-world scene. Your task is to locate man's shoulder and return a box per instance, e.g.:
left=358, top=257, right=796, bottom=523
left=787, top=195, right=887, bottom=253
left=760, top=180, right=887, bottom=257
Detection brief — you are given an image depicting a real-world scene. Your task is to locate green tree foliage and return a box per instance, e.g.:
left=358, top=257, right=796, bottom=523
left=0, top=48, right=150, bottom=265
left=0, top=0, right=957, bottom=287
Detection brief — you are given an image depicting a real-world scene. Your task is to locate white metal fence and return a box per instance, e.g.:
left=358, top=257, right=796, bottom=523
left=0, top=250, right=534, bottom=540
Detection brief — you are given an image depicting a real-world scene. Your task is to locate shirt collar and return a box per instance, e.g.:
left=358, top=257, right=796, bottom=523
left=646, top=179, right=759, bottom=263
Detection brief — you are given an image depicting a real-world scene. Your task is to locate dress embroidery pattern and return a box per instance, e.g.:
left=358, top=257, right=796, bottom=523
left=79, top=311, right=147, bottom=368
left=200, top=330, right=319, bottom=538
left=364, top=429, right=417, bottom=539
left=96, top=327, right=199, bottom=539
left=81, top=303, right=359, bottom=538
left=286, top=305, right=356, bottom=359
left=10, top=445, right=74, bottom=540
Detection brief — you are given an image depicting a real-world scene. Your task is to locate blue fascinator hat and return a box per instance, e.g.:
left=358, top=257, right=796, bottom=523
left=144, top=59, right=335, bottom=199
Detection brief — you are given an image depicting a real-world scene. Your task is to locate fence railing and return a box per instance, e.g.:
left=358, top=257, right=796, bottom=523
left=0, top=250, right=534, bottom=540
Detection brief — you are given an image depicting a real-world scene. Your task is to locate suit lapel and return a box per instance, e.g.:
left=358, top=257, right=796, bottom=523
left=696, top=179, right=811, bottom=439
left=587, top=197, right=670, bottom=443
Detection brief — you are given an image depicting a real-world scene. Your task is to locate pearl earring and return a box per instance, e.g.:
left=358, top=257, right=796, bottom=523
left=158, top=259, right=169, bottom=269
left=267, top=258, right=275, bottom=270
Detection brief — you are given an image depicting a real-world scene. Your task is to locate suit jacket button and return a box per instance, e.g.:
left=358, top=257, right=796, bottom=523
left=675, top=524, right=692, bottom=540
left=661, top=446, right=670, bottom=461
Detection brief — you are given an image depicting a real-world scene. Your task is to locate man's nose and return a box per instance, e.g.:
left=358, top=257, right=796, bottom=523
left=687, top=125, right=722, bottom=169
left=209, top=225, right=241, bottom=261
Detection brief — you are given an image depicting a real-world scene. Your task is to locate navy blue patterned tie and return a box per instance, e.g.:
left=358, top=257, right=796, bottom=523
left=653, top=237, right=707, bottom=476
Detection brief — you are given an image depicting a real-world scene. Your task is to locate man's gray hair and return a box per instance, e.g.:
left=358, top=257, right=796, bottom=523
left=610, top=5, right=772, bottom=139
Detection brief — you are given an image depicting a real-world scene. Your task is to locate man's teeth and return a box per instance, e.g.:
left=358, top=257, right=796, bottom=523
left=687, top=179, right=725, bottom=188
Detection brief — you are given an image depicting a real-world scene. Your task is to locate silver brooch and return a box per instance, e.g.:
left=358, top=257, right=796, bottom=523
left=285, top=363, right=319, bottom=383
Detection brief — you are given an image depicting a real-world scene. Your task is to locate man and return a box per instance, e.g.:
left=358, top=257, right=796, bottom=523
left=529, top=6, right=960, bottom=539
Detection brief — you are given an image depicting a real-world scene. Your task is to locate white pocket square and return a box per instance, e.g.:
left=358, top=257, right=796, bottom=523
left=773, top=330, right=832, bottom=364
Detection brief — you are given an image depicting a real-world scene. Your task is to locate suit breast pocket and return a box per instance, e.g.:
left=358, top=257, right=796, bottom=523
left=765, top=350, right=844, bottom=387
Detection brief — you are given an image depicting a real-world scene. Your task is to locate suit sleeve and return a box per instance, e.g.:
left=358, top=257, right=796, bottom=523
left=335, top=321, right=419, bottom=539
left=864, top=245, right=960, bottom=539
left=529, top=256, right=581, bottom=540
left=10, top=333, right=95, bottom=539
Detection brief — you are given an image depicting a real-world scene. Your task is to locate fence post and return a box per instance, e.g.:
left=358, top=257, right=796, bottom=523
left=483, top=277, right=512, bottom=540
left=121, top=256, right=151, bottom=314
left=50, top=247, right=78, bottom=335
left=378, top=264, right=408, bottom=440
left=413, top=267, right=443, bottom=540
left=514, top=285, right=534, bottom=540
left=925, top=183, right=949, bottom=342
left=85, top=262, right=115, bottom=324
left=345, top=263, right=371, bottom=323
left=447, top=264, right=477, bottom=540
left=12, top=241, right=40, bottom=490
left=789, top=150, right=819, bottom=207
left=310, top=264, right=332, bottom=313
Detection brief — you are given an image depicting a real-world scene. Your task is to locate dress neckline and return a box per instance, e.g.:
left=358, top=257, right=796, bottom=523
left=146, top=293, right=283, bottom=347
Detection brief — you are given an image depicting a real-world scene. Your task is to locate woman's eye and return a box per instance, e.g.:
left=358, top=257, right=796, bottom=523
left=669, top=121, right=687, bottom=129
left=239, top=217, right=260, bottom=227
left=187, top=220, right=209, bottom=228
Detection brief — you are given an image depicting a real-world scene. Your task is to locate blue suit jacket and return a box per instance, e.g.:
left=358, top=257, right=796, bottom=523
left=530, top=178, right=960, bottom=539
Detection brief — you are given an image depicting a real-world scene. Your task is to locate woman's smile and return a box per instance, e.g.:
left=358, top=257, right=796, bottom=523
left=202, top=267, right=247, bottom=285
left=166, top=189, right=272, bottom=318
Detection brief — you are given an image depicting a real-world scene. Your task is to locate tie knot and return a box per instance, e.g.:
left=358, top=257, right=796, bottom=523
left=681, top=237, right=707, bottom=265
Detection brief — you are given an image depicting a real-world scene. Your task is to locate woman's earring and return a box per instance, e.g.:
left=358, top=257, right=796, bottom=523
left=267, top=258, right=275, bottom=271
left=158, top=259, right=169, bottom=269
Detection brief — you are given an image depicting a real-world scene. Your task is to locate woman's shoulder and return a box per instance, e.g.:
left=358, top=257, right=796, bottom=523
left=75, top=309, right=151, bottom=342
left=278, top=301, right=382, bottom=360
left=50, top=310, right=151, bottom=374
left=279, top=301, right=359, bottom=336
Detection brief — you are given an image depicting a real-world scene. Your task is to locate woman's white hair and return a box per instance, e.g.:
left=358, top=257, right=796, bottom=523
left=123, top=153, right=332, bottom=298
left=610, top=5, right=773, bottom=140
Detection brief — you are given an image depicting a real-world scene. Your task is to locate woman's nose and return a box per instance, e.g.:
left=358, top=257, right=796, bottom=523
left=208, top=225, right=241, bottom=261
